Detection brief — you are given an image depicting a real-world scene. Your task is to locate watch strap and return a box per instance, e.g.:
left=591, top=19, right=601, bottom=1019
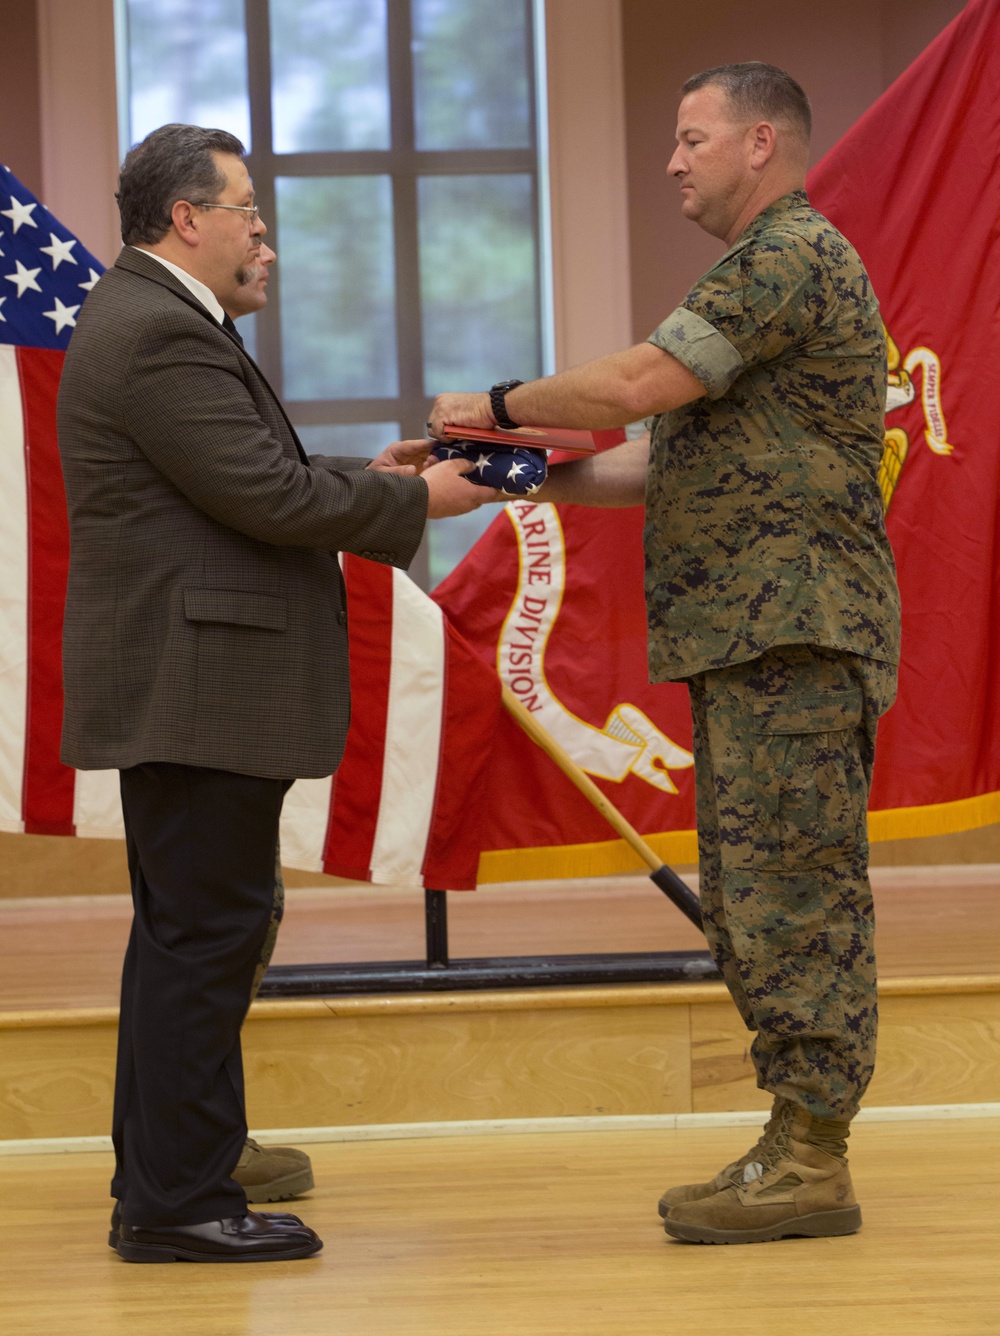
left=489, top=379, right=524, bottom=430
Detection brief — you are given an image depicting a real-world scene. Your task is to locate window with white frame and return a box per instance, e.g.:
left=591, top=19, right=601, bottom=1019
left=118, top=0, right=551, bottom=586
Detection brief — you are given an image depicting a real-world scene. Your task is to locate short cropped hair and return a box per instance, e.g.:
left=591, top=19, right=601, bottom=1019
left=117, top=123, right=246, bottom=246
left=682, top=62, right=812, bottom=142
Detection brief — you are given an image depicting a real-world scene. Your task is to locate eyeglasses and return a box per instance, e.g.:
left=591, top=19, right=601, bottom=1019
left=191, top=202, right=261, bottom=224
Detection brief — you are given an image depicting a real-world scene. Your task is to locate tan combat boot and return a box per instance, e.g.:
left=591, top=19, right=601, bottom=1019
left=662, top=1111, right=859, bottom=1245
left=657, top=1097, right=796, bottom=1216
left=233, top=1137, right=315, bottom=1202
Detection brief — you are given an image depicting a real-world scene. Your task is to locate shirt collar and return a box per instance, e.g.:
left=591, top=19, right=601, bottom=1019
left=710, top=190, right=811, bottom=271
left=131, top=248, right=226, bottom=324
left=738, top=190, right=811, bottom=244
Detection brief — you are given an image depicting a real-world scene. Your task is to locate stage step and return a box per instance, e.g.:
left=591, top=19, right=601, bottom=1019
left=2, top=974, right=998, bottom=1142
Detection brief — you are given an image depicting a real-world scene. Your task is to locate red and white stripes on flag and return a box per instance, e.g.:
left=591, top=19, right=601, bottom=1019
left=0, top=344, right=75, bottom=838
left=297, top=554, right=501, bottom=891
left=0, top=347, right=500, bottom=890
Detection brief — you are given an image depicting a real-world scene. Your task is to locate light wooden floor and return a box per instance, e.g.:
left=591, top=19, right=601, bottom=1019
left=2, top=865, right=998, bottom=1012
left=1, top=1119, right=997, bottom=1336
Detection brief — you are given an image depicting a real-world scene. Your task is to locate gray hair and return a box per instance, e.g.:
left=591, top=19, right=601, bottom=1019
left=682, top=63, right=812, bottom=141
left=116, top=123, right=247, bottom=246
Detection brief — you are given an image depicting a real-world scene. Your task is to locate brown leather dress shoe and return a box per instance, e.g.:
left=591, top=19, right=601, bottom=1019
left=115, top=1210, right=322, bottom=1262
left=107, top=1200, right=303, bottom=1248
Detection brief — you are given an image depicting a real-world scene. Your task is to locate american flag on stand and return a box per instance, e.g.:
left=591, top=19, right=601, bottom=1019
left=0, top=164, right=103, bottom=844
left=0, top=165, right=501, bottom=890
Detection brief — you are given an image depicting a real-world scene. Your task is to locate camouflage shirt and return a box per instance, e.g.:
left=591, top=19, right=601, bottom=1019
left=643, top=191, right=900, bottom=682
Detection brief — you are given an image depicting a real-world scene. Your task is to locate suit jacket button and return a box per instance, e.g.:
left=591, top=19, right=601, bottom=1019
left=338, top=610, right=347, bottom=626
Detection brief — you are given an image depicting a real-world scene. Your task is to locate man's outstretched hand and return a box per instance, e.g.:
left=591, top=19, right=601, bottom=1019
left=367, top=438, right=433, bottom=475
left=423, top=454, right=501, bottom=517
left=366, top=431, right=500, bottom=514
left=427, top=392, right=494, bottom=441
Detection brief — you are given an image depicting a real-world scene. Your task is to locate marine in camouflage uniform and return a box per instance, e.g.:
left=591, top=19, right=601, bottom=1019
left=644, top=190, right=900, bottom=1127
left=250, top=844, right=285, bottom=1003
left=426, top=66, right=901, bottom=1244
left=234, top=847, right=316, bottom=1205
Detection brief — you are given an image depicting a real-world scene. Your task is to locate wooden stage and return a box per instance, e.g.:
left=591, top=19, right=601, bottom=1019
left=1, top=864, right=998, bottom=1141
left=4, top=863, right=1000, bottom=1012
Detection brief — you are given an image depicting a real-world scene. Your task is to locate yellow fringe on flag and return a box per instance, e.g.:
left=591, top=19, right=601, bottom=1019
left=477, top=792, right=1000, bottom=884
left=867, top=789, right=1000, bottom=842
left=477, top=830, right=698, bottom=884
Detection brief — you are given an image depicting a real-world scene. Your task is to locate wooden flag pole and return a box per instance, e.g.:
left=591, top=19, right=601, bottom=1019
left=500, top=685, right=703, bottom=931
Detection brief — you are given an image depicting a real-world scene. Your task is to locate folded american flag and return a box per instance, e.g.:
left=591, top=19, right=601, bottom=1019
left=431, top=440, right=547, bottom=496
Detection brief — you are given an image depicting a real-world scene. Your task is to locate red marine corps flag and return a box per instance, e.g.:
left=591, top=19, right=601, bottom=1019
left=433, top=447, right=700, bottom=882
left=807, top=0, right=1000, bottom=841
left=434, top=0, right=1000, bottom=882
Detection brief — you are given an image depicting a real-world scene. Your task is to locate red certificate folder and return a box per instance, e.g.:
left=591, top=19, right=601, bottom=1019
left=441, top=424, right=597, bottom=454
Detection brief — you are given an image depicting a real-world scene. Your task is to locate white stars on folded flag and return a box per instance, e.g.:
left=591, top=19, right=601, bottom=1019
left=430, top=441, right=548, bottom=496
left=79, top=269, right=101, bottom=292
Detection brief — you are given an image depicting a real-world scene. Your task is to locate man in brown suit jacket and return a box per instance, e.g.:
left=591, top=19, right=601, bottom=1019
left=57, top=123, right=489, bottom=1263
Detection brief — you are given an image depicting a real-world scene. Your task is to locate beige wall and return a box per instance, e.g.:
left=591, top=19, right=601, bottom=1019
left=545, top=0, right=633, bottom=368
left=0, top=0, right=44, bottom=198
left=621, top=0, right=968, bottom=340
left=0, top=0, right=120, bottom=265
left=37, top=0, right=121, bottom=266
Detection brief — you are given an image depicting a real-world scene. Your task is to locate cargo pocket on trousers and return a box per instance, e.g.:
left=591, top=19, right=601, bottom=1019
left=753, top=688, right=865, bottom=872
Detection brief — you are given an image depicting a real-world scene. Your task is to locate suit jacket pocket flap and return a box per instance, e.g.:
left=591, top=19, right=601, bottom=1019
left=183, top=588, right=287, bottom=631
left=753, top=688, right=863, bottom=735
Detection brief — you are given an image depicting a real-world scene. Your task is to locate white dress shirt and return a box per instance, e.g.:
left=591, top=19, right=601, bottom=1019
left=132, top=247, right=225, bottom=324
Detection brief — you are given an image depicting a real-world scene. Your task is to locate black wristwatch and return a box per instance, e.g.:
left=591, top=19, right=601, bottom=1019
left=489, top=379, right=524, bottom=430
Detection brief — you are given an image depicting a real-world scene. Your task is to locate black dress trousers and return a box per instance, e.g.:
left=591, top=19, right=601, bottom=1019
left=112, top=762, right=292, bottom=1226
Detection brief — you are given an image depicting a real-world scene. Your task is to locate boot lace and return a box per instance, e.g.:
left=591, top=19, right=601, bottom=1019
left=738, top=1098, right=797, bottom=1182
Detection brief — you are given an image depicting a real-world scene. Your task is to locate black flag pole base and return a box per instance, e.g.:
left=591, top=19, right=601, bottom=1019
left=257, top=950, right=719, bottom=998
left=649, top=865, right=704, bottom=931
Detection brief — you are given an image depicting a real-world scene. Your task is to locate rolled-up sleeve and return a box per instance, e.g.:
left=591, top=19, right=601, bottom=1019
left=649, top=228, right=832, bottom=400
left=648, top=306, right=744, bottom=399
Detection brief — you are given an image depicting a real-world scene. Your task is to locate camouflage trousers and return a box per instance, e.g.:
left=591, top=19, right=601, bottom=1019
left=249, top=843, right=285, bottom=1003
left=687, top=644, right=897, bottom=1121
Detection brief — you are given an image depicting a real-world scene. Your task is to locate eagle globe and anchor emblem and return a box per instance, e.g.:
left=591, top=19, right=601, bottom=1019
left=880, top=326, right=952, bottom=511
left=495, top=328, right=950, bottom=793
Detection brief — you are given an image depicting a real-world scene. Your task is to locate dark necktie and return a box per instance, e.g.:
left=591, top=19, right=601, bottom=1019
left=221, top=313, right=245, bottom=347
